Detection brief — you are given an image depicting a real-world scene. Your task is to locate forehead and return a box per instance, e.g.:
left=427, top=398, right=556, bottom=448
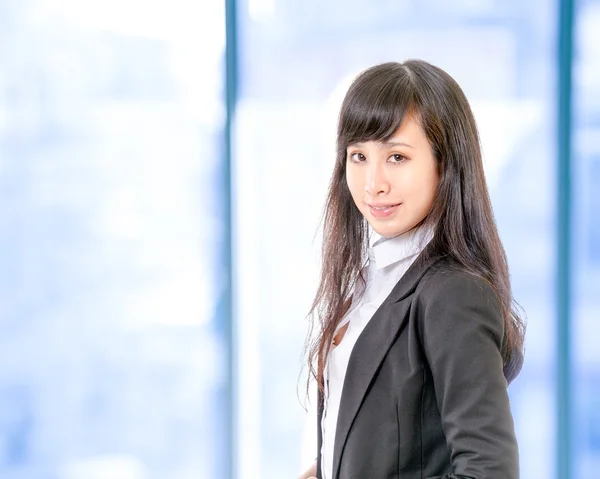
left=348, top=116, right=427, bottom=148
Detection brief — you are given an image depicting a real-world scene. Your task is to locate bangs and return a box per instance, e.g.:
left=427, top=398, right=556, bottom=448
left=338, top=63, right=416, bottom=146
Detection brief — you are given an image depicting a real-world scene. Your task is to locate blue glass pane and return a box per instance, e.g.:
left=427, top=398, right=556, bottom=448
left=0, top=1, right=227, bottom=478
left=573, top=0, right=600, bottom=476
left=236, top=1, right=557, bottom=478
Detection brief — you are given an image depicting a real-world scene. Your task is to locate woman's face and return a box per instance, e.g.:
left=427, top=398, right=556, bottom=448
left=345, top=115, right=439, bottom=238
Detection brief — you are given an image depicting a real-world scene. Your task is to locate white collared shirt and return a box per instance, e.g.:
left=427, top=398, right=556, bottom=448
left=320, top=226, right=433, bottom=479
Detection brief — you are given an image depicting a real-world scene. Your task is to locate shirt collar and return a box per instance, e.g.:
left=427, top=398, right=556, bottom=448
left=368, top=226, right=433, bottom=270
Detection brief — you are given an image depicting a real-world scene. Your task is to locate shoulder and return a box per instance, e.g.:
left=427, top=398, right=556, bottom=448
left=411, top=257, right=504, bottom=341
left=415, top=257, right=499, bottom=307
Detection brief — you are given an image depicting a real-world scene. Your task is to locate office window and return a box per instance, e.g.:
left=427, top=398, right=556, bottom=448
left=234, top=1, right=557, bottom=477
left=0, top=1, right=227, bottom=478
left=573, top=0, right=600, bottom=476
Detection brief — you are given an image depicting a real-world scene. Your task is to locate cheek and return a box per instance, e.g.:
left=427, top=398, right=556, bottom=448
left=345, top=168, right=362, bottom=200
left=401, top=164, right=438, bottom=205
left=422, top=169, right=440, bottom=209
left=421, top=166, right=438, bottom=194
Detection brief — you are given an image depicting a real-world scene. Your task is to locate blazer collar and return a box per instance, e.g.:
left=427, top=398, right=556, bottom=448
left=329, top=252, right=443, bottom=479
left=388, top=251, right=443, bottom=302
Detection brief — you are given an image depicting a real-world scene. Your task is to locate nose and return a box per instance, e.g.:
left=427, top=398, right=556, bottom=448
left=365, top=162, right=390, bottom=196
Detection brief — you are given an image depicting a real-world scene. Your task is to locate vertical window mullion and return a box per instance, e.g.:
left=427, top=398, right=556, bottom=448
left=225, top=0, right=239, bottom=477
left=557, top=0, right=574, bottom=477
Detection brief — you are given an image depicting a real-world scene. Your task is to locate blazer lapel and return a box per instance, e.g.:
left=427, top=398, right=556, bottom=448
left=331, top=254, right=442, bottom=479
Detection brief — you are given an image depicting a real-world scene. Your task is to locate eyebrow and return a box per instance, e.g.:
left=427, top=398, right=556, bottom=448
left=350, top=141, right=414, bottom=149
left=382, top=141, right=414, bottom=148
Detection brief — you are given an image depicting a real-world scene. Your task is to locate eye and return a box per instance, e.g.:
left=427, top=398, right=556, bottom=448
left=349, top=152, right=366, bottom=162
left=389, top=154, right=406, bottom=163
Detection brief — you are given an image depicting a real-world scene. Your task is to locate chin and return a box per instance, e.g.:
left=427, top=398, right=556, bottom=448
left=371, top=225, right=404, bottom=238
left=369, top=219, right=415, bottom=239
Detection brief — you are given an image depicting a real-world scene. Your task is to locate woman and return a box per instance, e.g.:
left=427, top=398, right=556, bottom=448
left=299, top=60, right=525, bottom=479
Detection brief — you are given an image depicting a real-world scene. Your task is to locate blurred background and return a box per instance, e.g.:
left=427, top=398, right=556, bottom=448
left=0, top=0, right=598, bottom=478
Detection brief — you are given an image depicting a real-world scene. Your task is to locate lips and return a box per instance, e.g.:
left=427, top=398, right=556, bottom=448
left=369, top=204, right=400, bottom=210
left=367, top=202, right=401, bottom=218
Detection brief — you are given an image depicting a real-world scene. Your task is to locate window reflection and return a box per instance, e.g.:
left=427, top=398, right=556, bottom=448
left=0, top=1, right=226, bottom=478
left=574, top=1, right=600, bottom=476
left=236, top=2, right=557, bottom=478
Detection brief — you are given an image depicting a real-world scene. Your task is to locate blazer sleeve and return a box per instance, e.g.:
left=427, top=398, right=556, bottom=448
left=418, top=271, right=519, bottom=479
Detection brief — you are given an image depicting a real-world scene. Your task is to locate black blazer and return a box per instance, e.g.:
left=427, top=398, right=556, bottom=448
left=316, top=255, right=519, bottom=479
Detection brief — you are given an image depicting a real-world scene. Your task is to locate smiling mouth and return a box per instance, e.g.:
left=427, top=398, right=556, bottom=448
left=367, top=203, right=401, bottom=218
left=369, top=204, right=400, bottom=210
left=367, top=203, right=402, bottom=210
